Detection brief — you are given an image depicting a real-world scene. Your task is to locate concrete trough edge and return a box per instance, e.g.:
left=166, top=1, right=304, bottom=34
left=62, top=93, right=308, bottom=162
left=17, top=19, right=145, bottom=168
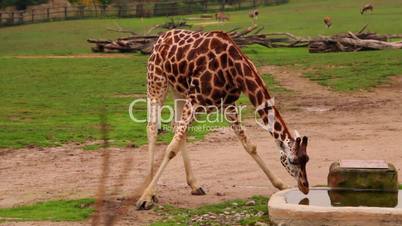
left=268, top=187, right=402, bottom=226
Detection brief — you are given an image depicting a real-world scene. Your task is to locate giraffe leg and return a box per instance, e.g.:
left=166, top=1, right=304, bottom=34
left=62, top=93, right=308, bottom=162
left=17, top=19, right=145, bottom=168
left=172, top=92, right=205, bottom=196
left=181, top=136, right=206, bottom=195
left=146, top=100, right=159, bottom=179
left=144, top=60, right=168, bottom=201
left=137, top=100, right=195, bottom=210
left=225, top=108, right=288, bottom=190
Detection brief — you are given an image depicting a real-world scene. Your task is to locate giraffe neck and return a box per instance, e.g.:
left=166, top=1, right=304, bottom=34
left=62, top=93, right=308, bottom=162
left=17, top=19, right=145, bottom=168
left=257, top=100, right=293, bottom=149
left=239, top=59, right=294, bottom=150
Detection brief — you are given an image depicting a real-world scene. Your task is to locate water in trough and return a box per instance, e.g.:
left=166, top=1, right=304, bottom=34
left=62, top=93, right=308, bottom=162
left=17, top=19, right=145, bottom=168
left=286, top=188, right=402, bottom=208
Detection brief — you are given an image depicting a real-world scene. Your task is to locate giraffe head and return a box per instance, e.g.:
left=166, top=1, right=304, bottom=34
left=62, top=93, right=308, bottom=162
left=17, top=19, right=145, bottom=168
left=279, top=130, right=310, bottom=194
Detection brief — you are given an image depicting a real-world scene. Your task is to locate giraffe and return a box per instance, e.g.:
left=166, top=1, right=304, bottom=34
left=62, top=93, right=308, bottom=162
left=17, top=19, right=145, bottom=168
left=137, top=29, right=310, bottom=210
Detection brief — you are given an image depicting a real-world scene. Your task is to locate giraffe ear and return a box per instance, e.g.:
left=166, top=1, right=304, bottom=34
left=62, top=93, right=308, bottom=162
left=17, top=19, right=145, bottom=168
left=295, top=137, right=301, bottom=149
left=294, top=130, right=301, bottom=138
left=300, top=136, right=308, bottom=155
left=302, top=136, right=308, bottom=146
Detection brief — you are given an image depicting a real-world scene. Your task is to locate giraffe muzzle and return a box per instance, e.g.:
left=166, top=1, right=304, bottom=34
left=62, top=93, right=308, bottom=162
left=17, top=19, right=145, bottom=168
left=298, top=165, right=309, bottom=194
left=298, top=179, right=309, bottom=194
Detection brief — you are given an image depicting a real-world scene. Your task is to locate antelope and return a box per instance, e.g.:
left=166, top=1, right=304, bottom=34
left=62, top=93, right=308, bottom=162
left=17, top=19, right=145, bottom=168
left=248, top=9, right=259, bottom=20
left=361, top=3, right=373, bottom=15
left=215, top=11, right=229, bottom=22
left=323, top=16, right=332, bottom=28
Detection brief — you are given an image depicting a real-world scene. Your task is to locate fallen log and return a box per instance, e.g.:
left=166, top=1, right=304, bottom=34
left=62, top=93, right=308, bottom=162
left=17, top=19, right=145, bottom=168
left=88, top=24, right=402, bottom=54
left=309, top=31, right=402, bottom=53
left=88, top=26, right=311, bottom=54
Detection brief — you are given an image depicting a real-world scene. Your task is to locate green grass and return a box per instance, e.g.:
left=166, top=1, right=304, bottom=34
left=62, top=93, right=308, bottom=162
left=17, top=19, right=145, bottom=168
left=82, top=144, right=102, bottom=151
left=151, top=195, right=269, bottom=226
left=245, top=46, right=402, bottom=91
left=0, top=0, right=402, bottom=55
left=0, top=56, right=235, bottom=148
left=0, top=199, right=95, bottom=222
left=0, top=56, right=148, bottom=148
left=0, top=56, right=284, bottom=148
left=0, top=18, right=166, bottom=56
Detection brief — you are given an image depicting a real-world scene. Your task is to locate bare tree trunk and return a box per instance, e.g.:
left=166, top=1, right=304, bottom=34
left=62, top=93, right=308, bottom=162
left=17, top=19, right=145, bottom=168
left=309, top=31, right=402, bottom=53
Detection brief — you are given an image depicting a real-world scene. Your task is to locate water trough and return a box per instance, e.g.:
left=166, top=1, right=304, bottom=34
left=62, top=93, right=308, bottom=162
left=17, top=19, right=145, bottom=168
left=269, top=187, right=402, bottom=226
left=269, top=160, right=401, bottom=226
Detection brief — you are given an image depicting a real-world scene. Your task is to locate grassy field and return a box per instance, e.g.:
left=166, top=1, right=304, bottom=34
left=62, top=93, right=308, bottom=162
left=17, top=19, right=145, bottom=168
left=245, top=46, right=402, bottom=91
left=0, top=56, right=284, bottom=148
left=0, top=199, right=94, bottom=221
left=0, top=0, right=401, bottom=148
left=0, top=0, right=402, bottom=55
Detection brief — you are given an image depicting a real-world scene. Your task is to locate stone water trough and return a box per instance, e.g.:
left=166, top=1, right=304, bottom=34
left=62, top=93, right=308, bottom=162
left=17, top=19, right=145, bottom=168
left=268, top=160, right=402, bottom=226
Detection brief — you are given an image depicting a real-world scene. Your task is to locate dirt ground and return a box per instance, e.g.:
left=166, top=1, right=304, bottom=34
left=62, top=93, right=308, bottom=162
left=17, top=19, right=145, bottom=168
left=1, top=65, right=401, bottom=225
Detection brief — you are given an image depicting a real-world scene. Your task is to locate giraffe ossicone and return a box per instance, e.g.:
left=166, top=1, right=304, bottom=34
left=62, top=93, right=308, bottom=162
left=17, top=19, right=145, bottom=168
left=136, top=29, right=310, bottom=210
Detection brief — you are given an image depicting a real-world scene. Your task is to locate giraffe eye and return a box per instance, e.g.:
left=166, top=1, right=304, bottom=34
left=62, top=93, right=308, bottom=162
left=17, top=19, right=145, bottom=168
left=288, top=157, right=300, bottom=165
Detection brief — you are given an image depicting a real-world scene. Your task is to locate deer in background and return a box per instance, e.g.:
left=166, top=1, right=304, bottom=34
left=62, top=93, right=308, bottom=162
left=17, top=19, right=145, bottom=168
left=361, top=3, right=373, bottom=15
left=215, top=12, right=230, bottom=22
left=323, top=16, right=332, bottom=28
left=249, top=9, right=259, bottom=25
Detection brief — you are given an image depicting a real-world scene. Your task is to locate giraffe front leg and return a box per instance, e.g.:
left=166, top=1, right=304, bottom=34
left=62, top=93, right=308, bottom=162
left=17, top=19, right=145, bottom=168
left=226, top=109, right=288, bottom=190
left=146, top=100, right=159, bottom=178
left=136, top=140, right=182, bottom=210
left=172, top=92, right=205, bottom=196
left=137, top=101, right=194, bottom=210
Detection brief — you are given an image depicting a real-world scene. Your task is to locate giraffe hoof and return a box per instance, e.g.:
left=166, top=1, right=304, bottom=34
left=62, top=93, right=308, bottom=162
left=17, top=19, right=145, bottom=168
left=191, top=187, right=206, bottom=196
left=136, top=197, right=154, bottom=210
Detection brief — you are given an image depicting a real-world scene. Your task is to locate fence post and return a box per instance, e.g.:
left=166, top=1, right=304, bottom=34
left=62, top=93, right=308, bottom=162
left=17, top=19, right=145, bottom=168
left=253, top=0, right=256, bottom=8
left=188, top=0, right=192, bottom=14
left=64, top=7, right=67, bottom=19
left=19, top=11, right=24, bottom=24
left=78, top=6, right=85, bottom=18
left=220, top=0, right=225, bottom=11
left=31, top=9, right=34, bottom=22
left=101, top=5, right=106, bottom=16
left=11, top=12, right=14, bottom=25
left=47, top=8, right=50, bottom=20
left=0, top=12, right=2, bottom=25
left=94, top=6, right=98, bottom=17
left=238, top=0, right=241, bottom=9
